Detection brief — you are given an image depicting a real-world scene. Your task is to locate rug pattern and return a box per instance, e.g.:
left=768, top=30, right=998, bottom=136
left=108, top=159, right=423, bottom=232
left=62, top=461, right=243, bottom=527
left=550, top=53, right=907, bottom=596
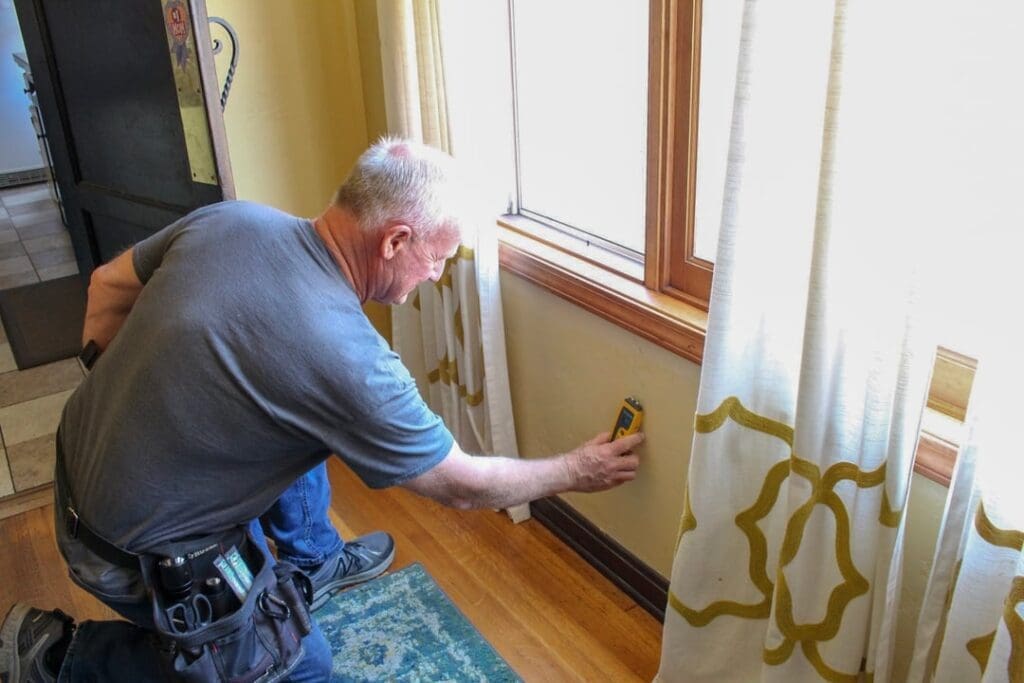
left=318, top=562, right=521, bottom=682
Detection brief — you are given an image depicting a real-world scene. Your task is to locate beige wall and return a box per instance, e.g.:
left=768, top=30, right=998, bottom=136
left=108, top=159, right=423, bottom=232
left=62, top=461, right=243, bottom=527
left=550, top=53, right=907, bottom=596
left=352, top=0, right=388, bottom=143
left=352, top=0, right=390, bottom=336
left=501, top=273, right=698, bottom=574
left=207, top=0, right=368, bottom=217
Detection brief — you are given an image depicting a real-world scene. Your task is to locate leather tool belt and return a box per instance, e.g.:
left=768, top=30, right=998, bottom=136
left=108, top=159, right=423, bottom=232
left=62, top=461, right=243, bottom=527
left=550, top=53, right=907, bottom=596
left=56, top=437, right=314, bottom=681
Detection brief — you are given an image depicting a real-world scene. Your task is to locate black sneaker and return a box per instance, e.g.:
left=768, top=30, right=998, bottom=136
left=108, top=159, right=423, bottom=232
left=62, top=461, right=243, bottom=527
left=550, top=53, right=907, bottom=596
left=307, top=531, right=395, bottom=611
left=0, top=604, right=75, bottom=683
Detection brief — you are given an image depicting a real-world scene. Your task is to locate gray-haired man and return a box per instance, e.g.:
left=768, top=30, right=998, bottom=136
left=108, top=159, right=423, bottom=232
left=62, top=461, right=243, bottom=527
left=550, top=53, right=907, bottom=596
left=1, top=138, right=643, bottom=682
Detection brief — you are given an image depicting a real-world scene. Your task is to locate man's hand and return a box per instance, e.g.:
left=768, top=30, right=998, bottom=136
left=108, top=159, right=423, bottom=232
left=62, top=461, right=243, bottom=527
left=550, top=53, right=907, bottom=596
left=564, top=431, right=644, bottom=493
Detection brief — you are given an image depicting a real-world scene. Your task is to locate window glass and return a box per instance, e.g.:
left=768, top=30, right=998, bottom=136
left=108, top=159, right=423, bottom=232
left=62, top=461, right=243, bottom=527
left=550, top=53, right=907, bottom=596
left=513, top=0, right=648, bottom=254
left=692, top=0, right=744, bottom=263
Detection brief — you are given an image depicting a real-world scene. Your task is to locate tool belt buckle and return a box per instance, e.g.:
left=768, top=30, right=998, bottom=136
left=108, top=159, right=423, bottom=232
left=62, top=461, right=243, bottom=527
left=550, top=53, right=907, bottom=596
left=65, top=505, right=80, bottom=539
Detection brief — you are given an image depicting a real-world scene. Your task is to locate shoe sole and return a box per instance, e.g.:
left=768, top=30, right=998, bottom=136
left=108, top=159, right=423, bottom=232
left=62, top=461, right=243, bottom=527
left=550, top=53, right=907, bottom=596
left=310, top=545, right=396, bottom=612
left=0, top=603, right=31, bottom=682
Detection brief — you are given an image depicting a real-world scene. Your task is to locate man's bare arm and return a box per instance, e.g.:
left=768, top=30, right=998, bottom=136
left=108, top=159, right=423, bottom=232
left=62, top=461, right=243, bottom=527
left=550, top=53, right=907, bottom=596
left=82, top=248, right=144, bottom=350
left=401, top=432, right=644, bottom=510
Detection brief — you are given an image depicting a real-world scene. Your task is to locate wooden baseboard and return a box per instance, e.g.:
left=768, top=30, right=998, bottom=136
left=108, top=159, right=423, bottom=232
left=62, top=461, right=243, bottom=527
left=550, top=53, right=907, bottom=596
left=530, top=497, right=668, bottom=622
left=0, top=483, right=54, bottom=521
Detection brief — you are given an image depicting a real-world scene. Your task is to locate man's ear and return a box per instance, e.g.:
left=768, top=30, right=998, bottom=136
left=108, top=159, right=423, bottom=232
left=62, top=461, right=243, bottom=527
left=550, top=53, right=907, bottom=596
left=379, top=224, right=413, bottom=260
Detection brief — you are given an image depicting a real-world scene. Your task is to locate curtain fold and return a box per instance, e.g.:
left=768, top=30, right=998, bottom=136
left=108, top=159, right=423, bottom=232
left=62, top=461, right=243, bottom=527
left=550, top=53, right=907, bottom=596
left=908, top=349, right=1024, bottom=683
left=659, top=0, right=1024, bottom=679
left=658, top=1, right=936, bottom=679
left=376, top=0, right=528, bottom=522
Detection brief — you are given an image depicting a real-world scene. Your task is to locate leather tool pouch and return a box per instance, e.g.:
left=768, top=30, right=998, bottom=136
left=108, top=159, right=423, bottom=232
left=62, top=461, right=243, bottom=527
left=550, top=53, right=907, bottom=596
left=140, top=528, right=314, bottom=682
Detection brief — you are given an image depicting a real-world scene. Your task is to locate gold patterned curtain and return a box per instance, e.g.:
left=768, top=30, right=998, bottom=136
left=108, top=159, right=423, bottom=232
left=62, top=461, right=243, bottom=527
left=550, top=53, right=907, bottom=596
left=659, top=0, right=1024, bottom=680
left=376, top=0, right=528, bottom=522
left=657, top=0, right=936, bottom=679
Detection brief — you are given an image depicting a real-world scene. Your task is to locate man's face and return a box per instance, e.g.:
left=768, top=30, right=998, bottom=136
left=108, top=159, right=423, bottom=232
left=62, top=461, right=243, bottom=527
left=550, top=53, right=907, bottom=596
left=381, top=226, right=461, bottom=305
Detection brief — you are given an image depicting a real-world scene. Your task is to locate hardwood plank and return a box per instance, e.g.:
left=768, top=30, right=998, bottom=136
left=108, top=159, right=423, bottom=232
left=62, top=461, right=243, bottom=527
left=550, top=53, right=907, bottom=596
left=0, top=484, right=54, bottom=521
left=0, top=459, right=662, bottom=681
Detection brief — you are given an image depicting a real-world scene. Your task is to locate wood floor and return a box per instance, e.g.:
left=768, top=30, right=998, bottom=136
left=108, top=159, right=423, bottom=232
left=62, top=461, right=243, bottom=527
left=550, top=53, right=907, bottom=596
left=0, top=459, right=662, bottom=681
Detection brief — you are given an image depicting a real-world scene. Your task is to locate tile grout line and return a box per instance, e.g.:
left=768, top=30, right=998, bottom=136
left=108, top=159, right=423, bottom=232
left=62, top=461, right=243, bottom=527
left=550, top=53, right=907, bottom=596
left=25, top=233, right=42, bottom=281
left=0, top=406, right=13, bottom=494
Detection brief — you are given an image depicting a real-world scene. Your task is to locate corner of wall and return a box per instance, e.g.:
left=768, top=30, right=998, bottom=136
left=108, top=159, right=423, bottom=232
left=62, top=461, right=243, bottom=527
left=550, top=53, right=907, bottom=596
left=352, top=0, right=388, bottom=141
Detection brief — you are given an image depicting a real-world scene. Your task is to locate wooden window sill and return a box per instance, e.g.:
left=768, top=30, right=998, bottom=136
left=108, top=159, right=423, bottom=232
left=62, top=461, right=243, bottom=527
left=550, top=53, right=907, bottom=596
left=497, top=218, right=955, bottom=486
left=916, top=431, right=956, bottom=487
left=497, top=218, right=707, bottom=365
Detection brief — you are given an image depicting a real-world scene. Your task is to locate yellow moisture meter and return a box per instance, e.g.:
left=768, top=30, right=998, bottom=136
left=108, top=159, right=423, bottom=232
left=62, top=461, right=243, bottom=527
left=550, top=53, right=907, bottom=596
left=611, top=396, right=644, bottom=441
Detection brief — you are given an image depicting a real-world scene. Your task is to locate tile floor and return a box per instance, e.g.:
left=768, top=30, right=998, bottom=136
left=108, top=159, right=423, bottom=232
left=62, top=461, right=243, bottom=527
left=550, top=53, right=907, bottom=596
left=0, top=183, right=83, bottom=498
left=0, top=182, right=78, bottom=288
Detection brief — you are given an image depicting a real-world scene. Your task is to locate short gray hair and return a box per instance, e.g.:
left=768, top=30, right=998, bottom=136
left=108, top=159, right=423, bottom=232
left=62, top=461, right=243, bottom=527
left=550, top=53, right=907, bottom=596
left=333, top=136, right=462, bottom=238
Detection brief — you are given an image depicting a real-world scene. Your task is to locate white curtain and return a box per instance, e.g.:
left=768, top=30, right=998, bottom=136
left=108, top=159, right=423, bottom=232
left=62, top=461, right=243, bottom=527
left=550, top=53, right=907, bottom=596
left=658, top=1, right=938, bottom=680
left=905, top=5, right=1024, bottom=672
left=659, top=0, right=1024, bottom=680
left=376, top=0, right=528, bottom=522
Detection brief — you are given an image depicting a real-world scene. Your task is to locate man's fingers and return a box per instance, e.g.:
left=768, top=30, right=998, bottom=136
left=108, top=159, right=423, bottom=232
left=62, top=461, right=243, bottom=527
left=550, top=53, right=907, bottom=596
left=586, top=431, right=612, bottom=446
left=617, top=454, right=640, bottom=471
left=603, top=431, right=644, bottom=455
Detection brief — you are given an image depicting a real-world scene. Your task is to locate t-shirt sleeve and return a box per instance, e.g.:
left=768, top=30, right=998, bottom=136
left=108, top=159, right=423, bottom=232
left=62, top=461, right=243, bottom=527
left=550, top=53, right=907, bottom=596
left=131, top=215, right=190, bottom=284
left=294, top=325, right=454, bottom=489
left=333, top=358, right=454, bottom=489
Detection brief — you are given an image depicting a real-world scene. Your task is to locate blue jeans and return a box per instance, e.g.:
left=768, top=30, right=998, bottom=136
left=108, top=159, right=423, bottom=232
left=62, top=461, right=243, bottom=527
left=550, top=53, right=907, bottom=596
left=262, top=462, right=345, bottom=568
left=59, top=463, right=341, bottom=681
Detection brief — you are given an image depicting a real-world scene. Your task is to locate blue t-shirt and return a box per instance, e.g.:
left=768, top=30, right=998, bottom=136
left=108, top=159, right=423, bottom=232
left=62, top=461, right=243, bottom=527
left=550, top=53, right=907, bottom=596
left=60, top=201, right=453, bottom=551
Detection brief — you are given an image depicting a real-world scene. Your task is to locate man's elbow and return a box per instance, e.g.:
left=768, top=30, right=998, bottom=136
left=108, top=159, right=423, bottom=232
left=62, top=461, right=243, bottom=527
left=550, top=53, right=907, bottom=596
left=403, top=469, right=489, bottom=511
left=403, top=447, right=493, bottom=510
left=432, top=480, right=489, bottom=510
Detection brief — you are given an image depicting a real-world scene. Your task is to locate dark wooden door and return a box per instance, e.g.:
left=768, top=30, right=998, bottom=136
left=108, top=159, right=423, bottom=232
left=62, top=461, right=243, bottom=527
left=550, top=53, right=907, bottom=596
left=13, top=0, right=233, bottom=274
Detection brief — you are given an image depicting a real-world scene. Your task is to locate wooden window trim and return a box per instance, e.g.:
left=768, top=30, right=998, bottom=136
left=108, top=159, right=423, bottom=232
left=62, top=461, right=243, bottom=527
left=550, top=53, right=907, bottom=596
left=498, top=220, right=707, bottom=364
left=914, top=347, right=977, bottom=486
left=916, top=430, right=957, bottom=488
left=929, top=346, right=976, bottom=422
left=647, top=0, right=711, bottom=309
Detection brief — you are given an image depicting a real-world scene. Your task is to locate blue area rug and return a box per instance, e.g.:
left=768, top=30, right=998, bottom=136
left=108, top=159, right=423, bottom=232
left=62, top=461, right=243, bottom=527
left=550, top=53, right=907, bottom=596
left=318, top=562, right=521, bottom=682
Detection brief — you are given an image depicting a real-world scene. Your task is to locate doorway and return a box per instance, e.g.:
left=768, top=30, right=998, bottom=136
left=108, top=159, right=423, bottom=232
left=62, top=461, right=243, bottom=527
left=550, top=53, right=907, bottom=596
left=0, top=0, right=83, bottom=510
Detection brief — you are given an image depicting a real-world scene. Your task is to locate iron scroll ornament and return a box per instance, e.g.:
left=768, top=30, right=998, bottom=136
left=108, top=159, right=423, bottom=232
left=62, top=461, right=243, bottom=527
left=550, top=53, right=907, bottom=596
left=208, top=16, right=239, bottom=111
